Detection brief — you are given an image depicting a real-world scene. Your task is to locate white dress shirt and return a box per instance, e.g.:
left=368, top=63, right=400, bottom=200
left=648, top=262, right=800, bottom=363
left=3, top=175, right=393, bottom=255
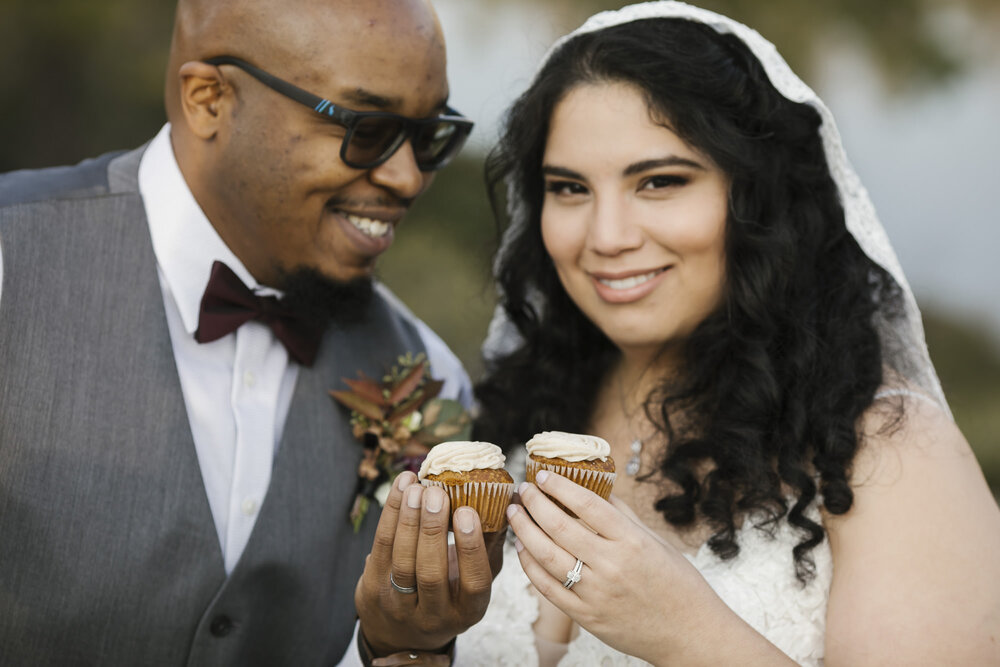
left=138, top=124, right=300, bottom=574
left=0, top=123, right=472, bottom=576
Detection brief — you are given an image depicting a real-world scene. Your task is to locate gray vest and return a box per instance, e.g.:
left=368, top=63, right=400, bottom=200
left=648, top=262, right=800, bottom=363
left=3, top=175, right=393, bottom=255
left=0, top=147, right=427, bottom=666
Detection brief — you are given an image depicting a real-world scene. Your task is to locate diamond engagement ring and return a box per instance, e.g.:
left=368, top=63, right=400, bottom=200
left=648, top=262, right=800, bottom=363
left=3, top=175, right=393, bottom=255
left=563, top=558, right=584, bottom=590
left=390, top=571, right=417, bottom=594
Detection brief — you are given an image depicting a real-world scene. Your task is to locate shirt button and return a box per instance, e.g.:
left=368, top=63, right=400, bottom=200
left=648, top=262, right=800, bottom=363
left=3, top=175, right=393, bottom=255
left=243, top=371, right=256, bottom=388
left=241, top=498, right=259, bottom=516
left=210, top=615, right=235, bottom=637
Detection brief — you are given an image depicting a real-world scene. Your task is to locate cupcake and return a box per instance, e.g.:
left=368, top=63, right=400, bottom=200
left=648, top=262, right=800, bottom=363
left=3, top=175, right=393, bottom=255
left=525, top=431, right=616, bottom=501
left=417, top=441, right=514, bottom=533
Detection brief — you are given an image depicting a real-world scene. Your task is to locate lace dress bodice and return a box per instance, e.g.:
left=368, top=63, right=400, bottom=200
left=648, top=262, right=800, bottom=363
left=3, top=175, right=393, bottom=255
left=456, top=513, right=832, bottom=666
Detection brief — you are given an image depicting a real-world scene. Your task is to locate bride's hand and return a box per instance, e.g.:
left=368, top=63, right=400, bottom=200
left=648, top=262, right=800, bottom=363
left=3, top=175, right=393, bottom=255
left=507, top=470, right=787, bottom=666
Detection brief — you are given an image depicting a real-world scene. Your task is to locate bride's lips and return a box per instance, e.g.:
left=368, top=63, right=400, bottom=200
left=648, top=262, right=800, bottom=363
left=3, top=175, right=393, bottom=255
left=589, top=266, right=670, bottom=303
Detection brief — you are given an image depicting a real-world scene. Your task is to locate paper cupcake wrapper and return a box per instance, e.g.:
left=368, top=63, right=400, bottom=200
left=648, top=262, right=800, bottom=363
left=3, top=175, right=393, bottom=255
left=420, top=480, right=515, bottom=533
left=526, top=459, right=616, bottom=500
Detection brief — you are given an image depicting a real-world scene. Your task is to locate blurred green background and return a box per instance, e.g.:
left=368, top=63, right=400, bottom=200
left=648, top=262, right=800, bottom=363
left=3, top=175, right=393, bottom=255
left=2, top=0, right=997, bottom=495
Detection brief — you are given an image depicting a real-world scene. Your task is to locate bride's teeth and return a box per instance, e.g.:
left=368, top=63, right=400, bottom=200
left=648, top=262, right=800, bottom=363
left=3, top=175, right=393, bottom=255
left=346, top=214, right=391, bottom=238
left=599, top=270, right=660, bottom=290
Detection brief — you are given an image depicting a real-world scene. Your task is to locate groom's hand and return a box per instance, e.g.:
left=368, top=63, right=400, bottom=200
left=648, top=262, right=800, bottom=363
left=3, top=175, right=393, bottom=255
left=354, top=471, right=505, bottom=657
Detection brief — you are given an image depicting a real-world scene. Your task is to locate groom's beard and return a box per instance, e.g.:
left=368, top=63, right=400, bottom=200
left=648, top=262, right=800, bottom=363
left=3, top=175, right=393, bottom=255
left=278, top=266, right=375, bottom=327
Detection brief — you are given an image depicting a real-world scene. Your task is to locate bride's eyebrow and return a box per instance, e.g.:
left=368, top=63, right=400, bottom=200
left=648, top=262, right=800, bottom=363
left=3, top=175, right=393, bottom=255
left=541, top=165, right=585, bottom=179
left=624, top=156, right=706, bottom=176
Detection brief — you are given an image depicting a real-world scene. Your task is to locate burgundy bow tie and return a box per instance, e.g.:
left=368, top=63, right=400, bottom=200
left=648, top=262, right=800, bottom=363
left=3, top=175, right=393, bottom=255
left=195, top=261, right=323, bottom=367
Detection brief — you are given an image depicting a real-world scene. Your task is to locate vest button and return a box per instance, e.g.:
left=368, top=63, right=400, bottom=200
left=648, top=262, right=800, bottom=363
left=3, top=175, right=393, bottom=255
left=210, top=615, right=235, bottom=637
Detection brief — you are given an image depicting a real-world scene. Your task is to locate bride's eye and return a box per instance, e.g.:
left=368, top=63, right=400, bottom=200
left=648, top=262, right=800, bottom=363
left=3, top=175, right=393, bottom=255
left=545, top=180, right=589, bottom=197
left=641, top=174, right=689, bottom=190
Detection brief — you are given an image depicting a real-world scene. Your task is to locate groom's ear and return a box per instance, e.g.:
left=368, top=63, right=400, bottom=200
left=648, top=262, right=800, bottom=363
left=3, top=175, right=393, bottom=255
left=176, top=61, right=228, bottom=140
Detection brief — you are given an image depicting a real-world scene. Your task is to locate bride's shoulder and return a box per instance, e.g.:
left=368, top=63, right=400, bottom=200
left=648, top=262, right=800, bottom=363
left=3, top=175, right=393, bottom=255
left=825, top=379, right=997, bottom=545
left=822, top=377, right=996, bottom=546
left=821, top=384, right=1000, bottom=664
left=853, top=383, right=965, bottom=483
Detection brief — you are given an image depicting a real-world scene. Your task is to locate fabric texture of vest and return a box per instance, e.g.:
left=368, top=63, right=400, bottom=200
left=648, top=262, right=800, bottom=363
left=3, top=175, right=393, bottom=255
left=0, top=146, right=432, bottom=666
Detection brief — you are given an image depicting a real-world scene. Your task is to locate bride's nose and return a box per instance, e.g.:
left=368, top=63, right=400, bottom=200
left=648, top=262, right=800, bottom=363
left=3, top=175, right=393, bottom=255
left=586, top=194, right=643, bottom=256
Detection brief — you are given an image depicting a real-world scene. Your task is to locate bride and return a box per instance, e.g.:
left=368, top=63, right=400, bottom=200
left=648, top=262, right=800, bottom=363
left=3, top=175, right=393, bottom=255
left=467, top=2, right=1000, bottom=665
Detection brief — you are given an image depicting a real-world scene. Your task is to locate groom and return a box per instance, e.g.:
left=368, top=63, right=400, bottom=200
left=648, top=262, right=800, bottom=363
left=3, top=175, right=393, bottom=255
left=0, top=0, right=495, bottom=664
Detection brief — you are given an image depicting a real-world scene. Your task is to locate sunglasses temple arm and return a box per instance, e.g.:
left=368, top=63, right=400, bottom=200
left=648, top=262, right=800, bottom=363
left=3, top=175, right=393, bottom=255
left=204, top=55, right=354, bottom=125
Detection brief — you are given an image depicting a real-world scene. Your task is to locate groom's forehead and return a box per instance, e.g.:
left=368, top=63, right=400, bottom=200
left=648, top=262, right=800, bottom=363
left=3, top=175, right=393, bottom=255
left=249, top=2, right=449, bottom=114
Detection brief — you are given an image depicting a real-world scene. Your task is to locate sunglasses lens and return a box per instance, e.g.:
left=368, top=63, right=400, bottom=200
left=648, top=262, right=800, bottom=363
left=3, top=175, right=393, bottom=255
left=342, top=114, right=472, bottom=170
left=413, top=120, right=471, bottom=170
left=344, top=117, right=406, bottom=167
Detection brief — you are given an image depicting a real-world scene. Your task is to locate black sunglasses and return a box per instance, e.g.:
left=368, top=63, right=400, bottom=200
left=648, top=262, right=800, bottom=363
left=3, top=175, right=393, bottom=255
left=203, top=56, right=473, bottom=171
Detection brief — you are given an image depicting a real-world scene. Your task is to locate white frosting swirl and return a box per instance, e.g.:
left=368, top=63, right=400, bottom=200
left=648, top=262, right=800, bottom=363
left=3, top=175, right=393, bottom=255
left=418, top=441, right=506, bottom=478
left=525, top=431, right=611, bottom=462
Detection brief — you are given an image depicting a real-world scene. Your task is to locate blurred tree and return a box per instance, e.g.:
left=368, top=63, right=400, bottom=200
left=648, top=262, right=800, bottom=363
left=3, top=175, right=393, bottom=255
left=3, top=0, right=998, bottom=171
left=537, top=0, right=1000, bottom=87
left=922, top=311, right=1000, bottom=494
left=0, top=0, right=175, bottom=171
left=377, top=153, right=497, bottom=377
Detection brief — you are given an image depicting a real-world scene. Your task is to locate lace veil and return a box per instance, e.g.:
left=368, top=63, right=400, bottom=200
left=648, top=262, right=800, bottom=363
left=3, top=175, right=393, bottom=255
left=482, top=0, right=950, bottom=416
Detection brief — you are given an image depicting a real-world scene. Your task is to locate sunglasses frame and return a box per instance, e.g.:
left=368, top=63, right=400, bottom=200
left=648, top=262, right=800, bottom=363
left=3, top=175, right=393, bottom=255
left=202, top=55, right=473, bottom=171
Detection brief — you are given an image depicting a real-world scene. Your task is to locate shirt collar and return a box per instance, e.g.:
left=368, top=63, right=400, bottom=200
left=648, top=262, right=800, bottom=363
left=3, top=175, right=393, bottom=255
left=138, top=123, right=273, bottom=335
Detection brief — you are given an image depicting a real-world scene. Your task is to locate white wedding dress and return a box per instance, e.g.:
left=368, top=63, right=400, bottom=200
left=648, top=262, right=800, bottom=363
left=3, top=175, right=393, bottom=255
left=456, top=509, right=831, bottom=667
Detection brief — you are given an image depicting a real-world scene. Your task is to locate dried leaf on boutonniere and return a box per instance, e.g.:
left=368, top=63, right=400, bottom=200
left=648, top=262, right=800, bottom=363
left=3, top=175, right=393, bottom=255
left=330, top=352, right=472, bottom=532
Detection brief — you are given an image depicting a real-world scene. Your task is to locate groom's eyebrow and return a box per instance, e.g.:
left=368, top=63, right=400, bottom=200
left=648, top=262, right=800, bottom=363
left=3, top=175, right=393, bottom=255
left=335, top=87, right=400, bottom=110
left=337, top=87, right=450, bottom=114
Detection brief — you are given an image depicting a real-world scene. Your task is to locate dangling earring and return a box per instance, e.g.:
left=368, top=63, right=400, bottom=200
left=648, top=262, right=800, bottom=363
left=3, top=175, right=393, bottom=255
left=626, top=437, right=643, bottom=476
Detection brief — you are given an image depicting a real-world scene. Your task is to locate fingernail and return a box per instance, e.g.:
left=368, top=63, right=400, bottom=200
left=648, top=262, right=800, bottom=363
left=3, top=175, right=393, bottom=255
left=426, top=489, right=443, bottom=513
left=397, top=473, right=413, bottom=492
left=518, top=481, right=530, bottom=496
left=407, top=485, right=422, bottom=509
left=506, top=504, right=519, bottom=519
left=513, top=538, right=524, bottom=553
left=454, top=507, right=475, bottom=534
left=536, top=470, right=550, bottom=484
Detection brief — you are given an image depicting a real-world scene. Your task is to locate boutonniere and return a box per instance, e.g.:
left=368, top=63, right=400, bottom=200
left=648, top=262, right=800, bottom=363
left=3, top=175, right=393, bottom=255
left=330, top=352, right=472, bottom=532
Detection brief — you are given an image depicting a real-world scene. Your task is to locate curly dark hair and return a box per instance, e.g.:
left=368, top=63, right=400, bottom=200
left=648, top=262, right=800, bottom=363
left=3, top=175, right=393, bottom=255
left=473, top=18, right=904, bottom=580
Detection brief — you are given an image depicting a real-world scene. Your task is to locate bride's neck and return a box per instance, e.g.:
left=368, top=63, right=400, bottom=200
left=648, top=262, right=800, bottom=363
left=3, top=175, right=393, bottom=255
left=613, top=348, right=679, bottom=412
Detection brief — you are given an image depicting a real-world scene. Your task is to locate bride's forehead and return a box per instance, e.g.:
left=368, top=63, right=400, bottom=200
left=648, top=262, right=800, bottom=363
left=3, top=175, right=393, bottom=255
left=546, top=84, right=690, bottom=151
